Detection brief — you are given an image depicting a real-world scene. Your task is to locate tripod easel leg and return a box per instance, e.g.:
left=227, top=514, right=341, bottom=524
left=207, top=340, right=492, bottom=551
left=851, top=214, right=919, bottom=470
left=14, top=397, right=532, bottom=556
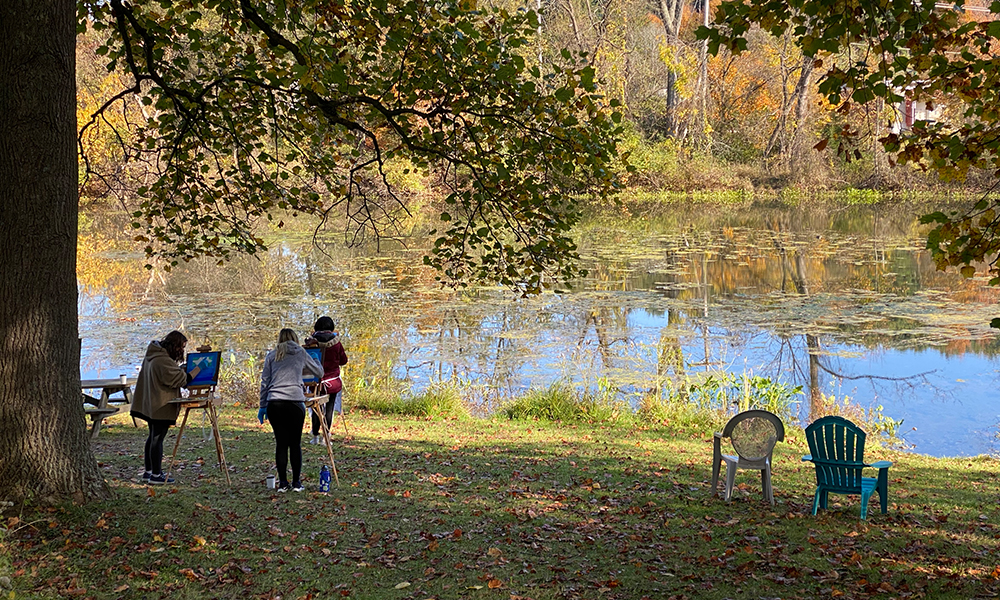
left=313, top=405, right=339, bottom=485
left=207, top=403, right=231, bottom=485
left=166, top=407, right=192, bottom=479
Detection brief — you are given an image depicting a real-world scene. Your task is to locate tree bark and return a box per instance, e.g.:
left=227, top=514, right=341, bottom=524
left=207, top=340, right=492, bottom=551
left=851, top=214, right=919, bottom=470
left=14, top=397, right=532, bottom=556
left=0, top=0, right=110, bottom=504
left=767, top=55, right=814, bottom=160
left=657, top=0, right=685, bottom=137
left=561, top=0, right=585, bottom=53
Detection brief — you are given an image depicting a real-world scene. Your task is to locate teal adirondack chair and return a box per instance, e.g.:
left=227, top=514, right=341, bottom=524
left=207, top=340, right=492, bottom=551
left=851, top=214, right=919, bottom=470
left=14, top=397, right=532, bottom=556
left=802, top=416, right=892, bottom=519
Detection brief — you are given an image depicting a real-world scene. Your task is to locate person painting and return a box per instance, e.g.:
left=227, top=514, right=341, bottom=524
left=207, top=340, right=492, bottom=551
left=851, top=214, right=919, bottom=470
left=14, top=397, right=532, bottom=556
left=131, top=330, right=201, bottom=485
left=304, top=316, right=348, bottom=445
left=258, top=328, right=323, bottom=492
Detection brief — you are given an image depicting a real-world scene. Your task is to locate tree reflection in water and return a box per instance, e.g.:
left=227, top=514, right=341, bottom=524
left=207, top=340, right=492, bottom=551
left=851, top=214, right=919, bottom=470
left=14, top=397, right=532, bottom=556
left=78, top=200, right=1000, bottom=456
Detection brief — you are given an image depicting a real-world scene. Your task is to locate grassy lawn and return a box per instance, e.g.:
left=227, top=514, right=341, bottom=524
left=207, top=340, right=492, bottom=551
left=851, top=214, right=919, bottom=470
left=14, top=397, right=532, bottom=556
left=4, top=406, right=999, bottom=599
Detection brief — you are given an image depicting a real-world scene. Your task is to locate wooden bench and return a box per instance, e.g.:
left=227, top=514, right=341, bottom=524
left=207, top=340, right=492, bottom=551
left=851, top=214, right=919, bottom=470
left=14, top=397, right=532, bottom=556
left=84, top=407, right=120, bottom=439
left=81, top=378, right=136, bottom=440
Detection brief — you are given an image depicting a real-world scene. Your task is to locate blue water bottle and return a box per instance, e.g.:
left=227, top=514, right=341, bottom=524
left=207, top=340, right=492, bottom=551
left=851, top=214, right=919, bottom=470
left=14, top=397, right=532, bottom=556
left=319, top=465, right=331, bottom=493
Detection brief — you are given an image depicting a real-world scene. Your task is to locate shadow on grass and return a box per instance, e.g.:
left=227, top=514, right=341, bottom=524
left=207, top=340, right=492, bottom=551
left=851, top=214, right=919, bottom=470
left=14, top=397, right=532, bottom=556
left=6, top=408, right=1000, bottom=600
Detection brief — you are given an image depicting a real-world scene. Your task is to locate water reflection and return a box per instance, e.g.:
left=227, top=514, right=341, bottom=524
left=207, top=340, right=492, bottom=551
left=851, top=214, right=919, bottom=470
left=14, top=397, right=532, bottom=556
left=78, top=200, right=1000, bottom=457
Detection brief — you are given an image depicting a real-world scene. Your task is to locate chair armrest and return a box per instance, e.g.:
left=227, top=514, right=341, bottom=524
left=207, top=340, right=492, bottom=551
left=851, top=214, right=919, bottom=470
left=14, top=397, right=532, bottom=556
left=801, top=455, right=812, bottom=462
left=868, top=460, right=892, bottom=469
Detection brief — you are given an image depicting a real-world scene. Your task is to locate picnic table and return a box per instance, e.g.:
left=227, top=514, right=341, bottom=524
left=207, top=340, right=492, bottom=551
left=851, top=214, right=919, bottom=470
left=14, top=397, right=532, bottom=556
left=82, top=377, right=136, bottom=440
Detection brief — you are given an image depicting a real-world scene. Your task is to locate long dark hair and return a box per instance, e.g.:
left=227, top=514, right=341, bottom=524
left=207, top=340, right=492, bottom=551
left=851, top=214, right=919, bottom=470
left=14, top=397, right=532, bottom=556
left=160, top=330, right=187, bottom=361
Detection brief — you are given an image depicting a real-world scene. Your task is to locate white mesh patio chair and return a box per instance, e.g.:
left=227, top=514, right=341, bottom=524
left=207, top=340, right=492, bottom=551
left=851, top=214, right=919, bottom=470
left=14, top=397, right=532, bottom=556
left=711, top=409, right=785, bottom=505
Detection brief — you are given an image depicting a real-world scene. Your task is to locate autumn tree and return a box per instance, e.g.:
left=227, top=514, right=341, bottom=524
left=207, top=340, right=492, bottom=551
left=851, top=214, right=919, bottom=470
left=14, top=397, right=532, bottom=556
left=701, top=0, right=1000, bottom=294
left=82, top=0, right=624, bottom=290
left=0, top=0, right=625, bottom=504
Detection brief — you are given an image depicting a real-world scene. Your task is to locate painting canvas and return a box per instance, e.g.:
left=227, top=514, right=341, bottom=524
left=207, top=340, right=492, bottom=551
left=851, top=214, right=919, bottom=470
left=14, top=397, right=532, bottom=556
left=186, top=351, right=221, bottom=387
left=303, top=347, right=324, bottom=383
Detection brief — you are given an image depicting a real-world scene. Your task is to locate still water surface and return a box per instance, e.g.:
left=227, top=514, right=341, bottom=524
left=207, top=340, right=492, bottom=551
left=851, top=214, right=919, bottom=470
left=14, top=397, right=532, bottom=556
left=78, top=200, right=1000, bottom=458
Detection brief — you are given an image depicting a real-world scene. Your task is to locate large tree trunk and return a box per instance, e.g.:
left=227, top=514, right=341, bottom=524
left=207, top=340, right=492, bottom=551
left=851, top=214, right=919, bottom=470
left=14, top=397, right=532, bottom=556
left=0, top=0, right=110, bottom=504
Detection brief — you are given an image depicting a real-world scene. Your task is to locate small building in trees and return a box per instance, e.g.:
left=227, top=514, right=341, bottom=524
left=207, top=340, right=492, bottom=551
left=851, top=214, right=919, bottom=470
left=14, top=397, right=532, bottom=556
left=891, top=91, right=941, bottom=133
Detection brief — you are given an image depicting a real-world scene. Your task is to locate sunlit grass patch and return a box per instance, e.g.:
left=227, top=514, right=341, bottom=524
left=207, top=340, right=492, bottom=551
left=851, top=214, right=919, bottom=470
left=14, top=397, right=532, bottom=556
left=671, top=372, right=802, bottom=422
left=353, top=381, right=470, bottom=419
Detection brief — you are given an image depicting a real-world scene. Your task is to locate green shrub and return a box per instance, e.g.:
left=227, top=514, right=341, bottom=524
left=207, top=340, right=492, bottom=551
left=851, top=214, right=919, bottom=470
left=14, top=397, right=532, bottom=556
left=501, top=381, right=634, bottom=425
left=813, top=392, right=908, bottom=449
left=217, top=351, right=262, bottom=408
left=670, top=372, right=800, bottom=422
left=351, top=384, right=407, bottom=414
left=354, top=382, right=470, bottom=420
left=500, top=383, right=580, bottom=421
left=403, top=384, right=470, bottom=419
left=636, top=390, right=721, bottom=431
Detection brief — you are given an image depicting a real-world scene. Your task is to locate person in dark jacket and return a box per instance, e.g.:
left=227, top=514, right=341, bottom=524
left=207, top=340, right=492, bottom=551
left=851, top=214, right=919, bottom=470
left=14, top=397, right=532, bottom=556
left=131, top=330, right=201, bottom=485
left=304, top=316, right=348, bottom=444
left=258, top=328, right=323, bottom=492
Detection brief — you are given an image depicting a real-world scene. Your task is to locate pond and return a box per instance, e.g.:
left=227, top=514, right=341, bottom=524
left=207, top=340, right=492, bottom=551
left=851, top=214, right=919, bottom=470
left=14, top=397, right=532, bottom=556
left=77, top=197, right=1000, bottom=458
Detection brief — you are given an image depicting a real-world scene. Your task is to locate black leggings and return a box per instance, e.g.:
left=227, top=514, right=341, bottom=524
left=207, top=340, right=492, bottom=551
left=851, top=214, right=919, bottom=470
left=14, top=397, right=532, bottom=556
left=267, top=402, right=305, bottom=485
left=311, top=391, right=342, bottom=436
left=144, top=419, right=173, bottom=474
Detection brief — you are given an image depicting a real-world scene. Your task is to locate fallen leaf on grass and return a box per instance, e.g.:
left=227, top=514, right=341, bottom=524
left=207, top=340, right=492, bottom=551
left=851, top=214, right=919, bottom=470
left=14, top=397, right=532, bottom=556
left=395, top=582, right=410, bottom=589
left=487, top=579, right=502, bottom=589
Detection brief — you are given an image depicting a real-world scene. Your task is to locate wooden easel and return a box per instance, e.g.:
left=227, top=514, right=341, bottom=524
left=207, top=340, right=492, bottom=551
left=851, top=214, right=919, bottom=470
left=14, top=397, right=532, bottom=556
left=166, top=384, right=231, bottom=485
left=326, top=375, right=350, bottom=437
left=303, top=344, right=350, bottom=436
left=304, top=390, right=339, bottom=485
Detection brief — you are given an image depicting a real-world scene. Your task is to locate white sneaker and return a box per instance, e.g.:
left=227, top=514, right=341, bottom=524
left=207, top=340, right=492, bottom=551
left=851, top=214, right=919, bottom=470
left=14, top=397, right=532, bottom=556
left=308, top=436, right=320, bottom=445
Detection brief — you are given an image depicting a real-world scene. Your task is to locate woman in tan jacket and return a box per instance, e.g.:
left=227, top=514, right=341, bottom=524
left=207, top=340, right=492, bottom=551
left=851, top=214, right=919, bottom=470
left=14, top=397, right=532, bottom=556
left=131, top=330, right=200, bottom=484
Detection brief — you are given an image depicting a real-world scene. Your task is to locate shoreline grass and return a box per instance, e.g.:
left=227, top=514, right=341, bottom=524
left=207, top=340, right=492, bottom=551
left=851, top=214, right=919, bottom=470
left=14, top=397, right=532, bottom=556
left=6, top=406, right=999, bottom=599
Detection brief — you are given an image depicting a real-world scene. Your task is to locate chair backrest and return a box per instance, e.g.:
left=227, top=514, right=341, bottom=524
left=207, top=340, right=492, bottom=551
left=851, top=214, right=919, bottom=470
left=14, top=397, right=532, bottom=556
left=722, top=410, right=784, bottom=462
left=805, top=415, right=867, bottom=492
